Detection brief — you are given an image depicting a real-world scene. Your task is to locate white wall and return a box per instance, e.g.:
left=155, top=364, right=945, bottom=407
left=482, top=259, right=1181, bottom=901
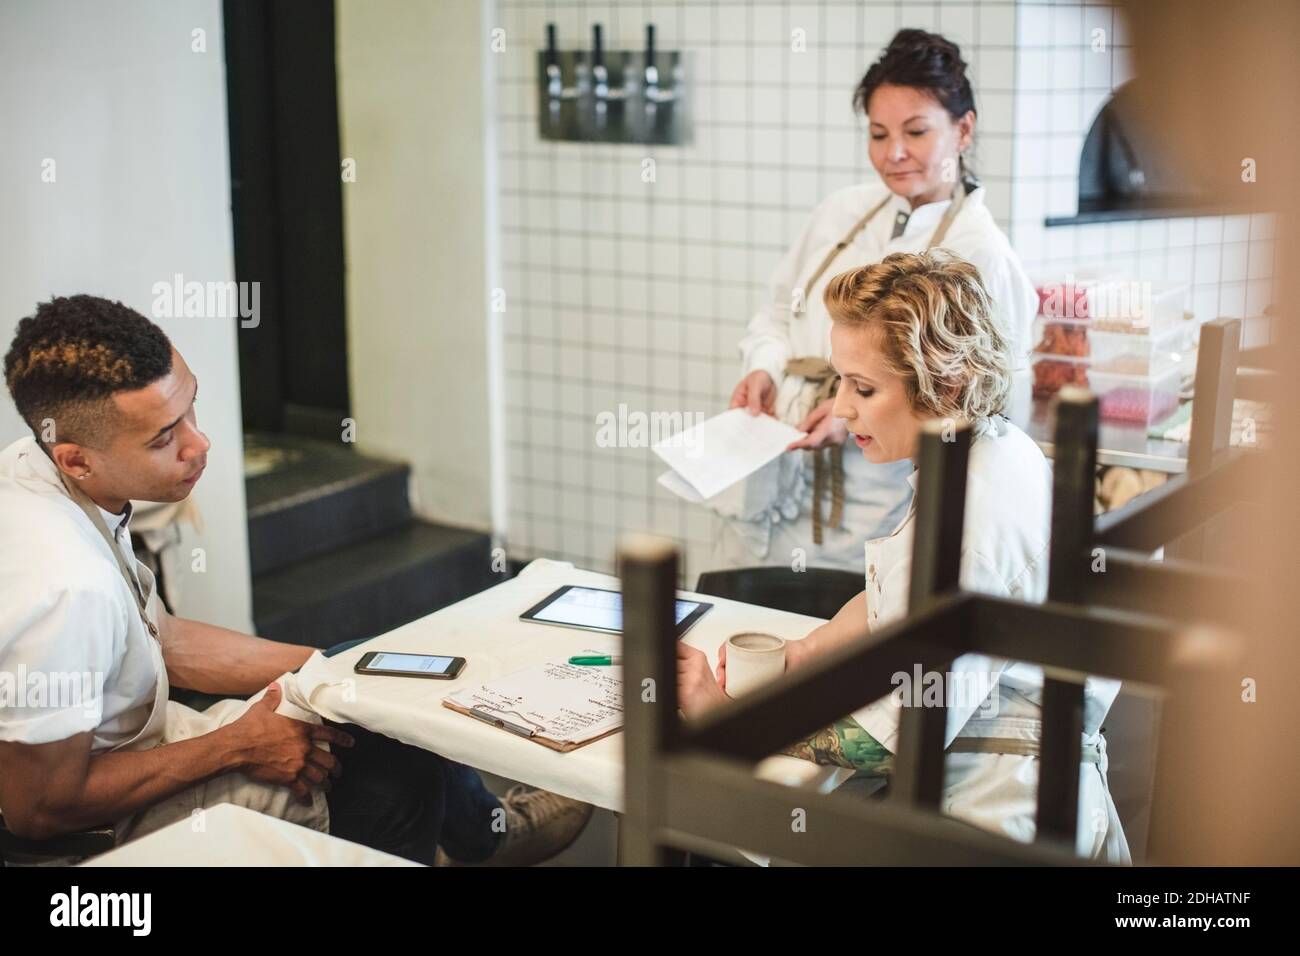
left=0, top=0, right=253, bottom=631
left=336, top=0, right=494, bottom=532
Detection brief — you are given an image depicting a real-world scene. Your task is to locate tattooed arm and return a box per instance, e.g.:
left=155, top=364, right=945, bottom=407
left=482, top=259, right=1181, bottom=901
left=781, top=717, right=893, bottom=776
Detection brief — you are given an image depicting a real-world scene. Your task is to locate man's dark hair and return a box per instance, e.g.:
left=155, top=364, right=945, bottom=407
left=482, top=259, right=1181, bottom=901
left=4, top=295, right=172, bottom=448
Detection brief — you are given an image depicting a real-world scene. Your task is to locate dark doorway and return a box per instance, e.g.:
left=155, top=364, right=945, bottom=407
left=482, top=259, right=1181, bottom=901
left=223, top=0, right=349, bottom=438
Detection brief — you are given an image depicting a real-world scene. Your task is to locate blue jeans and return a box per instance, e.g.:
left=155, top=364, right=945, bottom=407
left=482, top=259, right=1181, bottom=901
left=321, top=638, right=502, bottom=864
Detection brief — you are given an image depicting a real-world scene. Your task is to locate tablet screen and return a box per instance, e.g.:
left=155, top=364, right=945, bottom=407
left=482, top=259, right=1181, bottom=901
left=521, top=586, right=710, bottom=635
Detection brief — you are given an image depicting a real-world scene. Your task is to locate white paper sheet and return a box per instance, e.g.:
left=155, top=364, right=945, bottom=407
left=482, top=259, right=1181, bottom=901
left=653, top=407, right=806, bottom=501
left=656, top=469, right=705, bottom=502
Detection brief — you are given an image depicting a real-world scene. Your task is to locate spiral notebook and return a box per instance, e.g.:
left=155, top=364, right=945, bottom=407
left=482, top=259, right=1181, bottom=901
left=442, top=654, right=623, bottom=752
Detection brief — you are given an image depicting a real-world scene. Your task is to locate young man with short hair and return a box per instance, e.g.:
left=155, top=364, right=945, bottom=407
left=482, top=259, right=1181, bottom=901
left=0, top=295, right=589, bottom=864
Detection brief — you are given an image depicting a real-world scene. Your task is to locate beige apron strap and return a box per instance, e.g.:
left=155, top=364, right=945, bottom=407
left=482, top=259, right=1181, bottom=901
left=58, top=473, right=160, bottom=641
left=783, top=356, right=845, bottom=545
left=947, top=734, right=1103, bottom=764
left=786, top=181, right=971, bottom=544
left=794, top=195, right=891, bottom=315
left=785, top=356, right=840, bottom=405
left=794, top=179, right=970, bottom=317
left=924, top=178, right=970, bottom=251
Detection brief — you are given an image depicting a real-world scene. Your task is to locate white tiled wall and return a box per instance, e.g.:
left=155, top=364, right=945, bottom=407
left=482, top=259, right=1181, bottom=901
left=495, top=0, right=1023, bottom=580
left=493, top=0, right=1277, bottom=579
left=1008, top=1, right=1277, bottom=349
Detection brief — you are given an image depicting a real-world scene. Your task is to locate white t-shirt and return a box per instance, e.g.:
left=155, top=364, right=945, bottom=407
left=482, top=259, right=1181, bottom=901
left=851, top=418, right=1122, bottom=749
left=0, top=437, right=165, bottom=750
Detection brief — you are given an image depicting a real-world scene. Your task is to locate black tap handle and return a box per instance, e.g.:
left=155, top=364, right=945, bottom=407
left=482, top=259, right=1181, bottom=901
left=592, top=23, right=604, bottom=69
left=646, top=23, right=656, bottom=66
left=545, top=23, right=557, bottom=67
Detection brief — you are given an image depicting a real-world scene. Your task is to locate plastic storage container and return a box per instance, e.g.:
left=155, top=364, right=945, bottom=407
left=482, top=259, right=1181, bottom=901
left=1089, top=365, right=1184, bottom=426
left=1030, top=355, right=1185, bottom=426
left=1032, top=315, right=1192, bottom=376
left=1031, top=354, right=1092, bottom=400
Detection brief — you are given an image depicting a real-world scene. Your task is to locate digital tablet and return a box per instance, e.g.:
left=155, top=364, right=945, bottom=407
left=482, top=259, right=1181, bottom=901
left=519, top=585, right=712, bottom=637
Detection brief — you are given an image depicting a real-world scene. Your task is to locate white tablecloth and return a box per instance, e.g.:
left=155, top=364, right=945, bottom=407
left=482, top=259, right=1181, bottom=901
left=281, top=559, right=832, bottom=811
left=81, top=803, right=419, bottom=867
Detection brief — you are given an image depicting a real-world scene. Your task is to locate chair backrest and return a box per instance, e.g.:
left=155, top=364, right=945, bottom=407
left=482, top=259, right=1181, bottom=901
left=618, top=424, right=1134, bottom=867
left=1048, top=323, right=1255, bottom=861
left=625, top=395, right=1232, bottom=864
left=694, top=566, right=865, bottom=621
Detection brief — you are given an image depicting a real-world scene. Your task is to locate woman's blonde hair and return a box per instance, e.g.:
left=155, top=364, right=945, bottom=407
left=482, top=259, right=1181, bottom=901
left=823, top=250, right=1011, bottom=422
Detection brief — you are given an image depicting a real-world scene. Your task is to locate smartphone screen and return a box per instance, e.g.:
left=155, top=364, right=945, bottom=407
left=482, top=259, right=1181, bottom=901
left=364, top=652, right=457, bottom=675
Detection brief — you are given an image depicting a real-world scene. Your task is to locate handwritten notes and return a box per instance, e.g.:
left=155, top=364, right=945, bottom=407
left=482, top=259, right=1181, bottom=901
left=444, top=653, right=623, bottom=746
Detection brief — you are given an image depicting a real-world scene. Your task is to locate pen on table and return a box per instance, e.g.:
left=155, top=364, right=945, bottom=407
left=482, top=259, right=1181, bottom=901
left=568, top=655, right=622, bottom=666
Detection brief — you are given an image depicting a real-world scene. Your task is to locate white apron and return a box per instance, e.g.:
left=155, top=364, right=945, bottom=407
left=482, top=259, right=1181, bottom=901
left=54, top=474, right=331, bottom=848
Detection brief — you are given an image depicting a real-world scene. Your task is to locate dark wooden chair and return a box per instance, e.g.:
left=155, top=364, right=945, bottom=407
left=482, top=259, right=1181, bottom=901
left=694, top=566, right=864, bottom=621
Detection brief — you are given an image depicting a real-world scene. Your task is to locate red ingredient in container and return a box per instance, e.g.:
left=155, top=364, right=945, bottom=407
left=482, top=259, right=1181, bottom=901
left=1098, top=388, right=1178, bottom=424
left=1032, top=358, right=1089, bottom=399
left=1034, top=322, right=1090, bottom=358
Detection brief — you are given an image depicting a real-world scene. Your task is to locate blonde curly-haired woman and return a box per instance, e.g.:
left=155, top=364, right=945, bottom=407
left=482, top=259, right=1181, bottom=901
left=680, top=251, right=1129, bottom=863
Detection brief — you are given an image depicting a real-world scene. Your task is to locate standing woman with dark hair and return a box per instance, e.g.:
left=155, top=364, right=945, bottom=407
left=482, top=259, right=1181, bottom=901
left=714, top=29, right=1037, bottom=572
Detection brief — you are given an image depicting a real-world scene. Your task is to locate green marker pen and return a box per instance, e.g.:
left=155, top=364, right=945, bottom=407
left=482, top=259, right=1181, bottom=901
left=568, top=655, right=622, bottom=666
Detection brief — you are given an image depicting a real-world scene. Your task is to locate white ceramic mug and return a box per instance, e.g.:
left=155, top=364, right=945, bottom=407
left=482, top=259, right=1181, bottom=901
left=725, top=632, right=787, bottom=698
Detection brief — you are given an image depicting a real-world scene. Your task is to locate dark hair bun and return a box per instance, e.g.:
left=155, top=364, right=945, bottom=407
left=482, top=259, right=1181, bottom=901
left=854, top=29, right=976, bottom=121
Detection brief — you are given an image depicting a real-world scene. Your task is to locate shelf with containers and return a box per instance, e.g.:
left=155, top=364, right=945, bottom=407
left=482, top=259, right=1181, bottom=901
left=1029, top=280, right=1195, bottom=427
left=1031, top=355, right=1185, bottom=426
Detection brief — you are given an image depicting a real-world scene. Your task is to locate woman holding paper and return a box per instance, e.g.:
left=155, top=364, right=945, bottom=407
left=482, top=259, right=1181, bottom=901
left=679, top=251, right=1129, bottom=862
left=714, top=29, right=1036, bottom=572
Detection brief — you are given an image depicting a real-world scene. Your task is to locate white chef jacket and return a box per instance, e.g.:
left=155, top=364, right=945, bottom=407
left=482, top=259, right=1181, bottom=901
left=0, top=436, right=328, bottom=848
left=714, top=181, right=1039, bottom=572
left=850, top=417, right=1129, bottom=861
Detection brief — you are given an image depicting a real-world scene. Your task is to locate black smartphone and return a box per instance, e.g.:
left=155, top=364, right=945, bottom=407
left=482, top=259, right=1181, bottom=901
left=353, top=651, right=466, bottom=680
